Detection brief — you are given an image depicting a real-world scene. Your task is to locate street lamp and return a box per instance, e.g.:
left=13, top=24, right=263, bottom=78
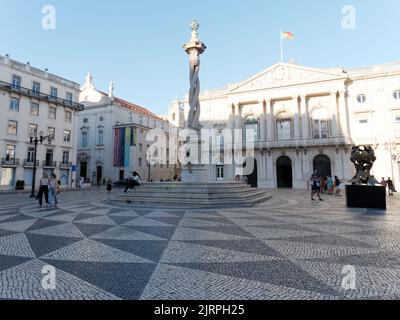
left=29, top=131, right=52, bottom=198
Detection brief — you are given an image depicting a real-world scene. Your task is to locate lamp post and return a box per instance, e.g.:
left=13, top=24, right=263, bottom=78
left=29, top=131, right=52, bottom=198
left=147, top=160, right=151, bottom=182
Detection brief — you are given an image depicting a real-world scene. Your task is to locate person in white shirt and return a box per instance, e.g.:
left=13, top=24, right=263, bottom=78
left=37, top=173, right=50, bottom=207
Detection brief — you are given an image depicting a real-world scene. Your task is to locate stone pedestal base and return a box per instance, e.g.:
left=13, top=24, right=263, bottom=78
left=346, top=185, right=386, bottom=210
left=181, top=164, right=208, bottom=183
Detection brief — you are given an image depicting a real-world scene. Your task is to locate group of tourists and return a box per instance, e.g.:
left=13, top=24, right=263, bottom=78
left=36, top=172, right=61, bottom=207
left=378, top=177, right=397, bottom=196
left=308, top=171, right=397, bottom=201
left=308, top=171, right=342, bottom=201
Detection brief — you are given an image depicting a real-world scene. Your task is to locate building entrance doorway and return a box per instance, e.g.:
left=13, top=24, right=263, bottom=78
left=313, top=154, right=332, bottom=178
left=96, top=166, right=103, bottom=183
left=277, top=156, right=293, bottom=188
left=216, top=163, right=224, bottom=181
left=244, top=158, right=258, bottom=188
left=80, top=162, right=88, bottom=179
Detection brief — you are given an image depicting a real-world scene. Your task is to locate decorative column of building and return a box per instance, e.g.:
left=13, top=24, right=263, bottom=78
left=330, top=91, right=339, bottom=137
left=266, top=99, right=273, bottom=141
left=259, top=100, right=266, bottom=142
left=227, top=102, right=235, bottom=180
left=228, top=103, right=235, bottom=131
left=338, top=90, right=349, bottom=137
left=334, top=147, right=344, bottom=181
left=293, top=95, right=301, bottom=140
left=300, top=95, right=309, bottom=139
left=234, top=103, right=241, bottom=131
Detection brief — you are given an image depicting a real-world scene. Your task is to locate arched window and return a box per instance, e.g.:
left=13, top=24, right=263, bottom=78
left=276, top=111, right=292, bottom=140
left=244, top=115, right=259, bottom=142
left=311, top=108, right=329, bottom=139
left=393, top=90, right=400, bottom=100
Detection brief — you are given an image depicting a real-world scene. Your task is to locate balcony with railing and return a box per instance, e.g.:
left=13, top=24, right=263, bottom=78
left=43, top=160, right=57, bottom=168
left=60, top=162, right=72, bottom=169
left=1, top=158, right=20, bottom=166
left=0, top=80, right=84, bottom=111
left=23, top=160, right=40, bottom=167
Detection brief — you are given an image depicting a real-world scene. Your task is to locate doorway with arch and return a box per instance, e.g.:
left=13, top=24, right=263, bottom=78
left=313, top=154, right=332, bottom=178
left=276, top=156, right=293, bottom=188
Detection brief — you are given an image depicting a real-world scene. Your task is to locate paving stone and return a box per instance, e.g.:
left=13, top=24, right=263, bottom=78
left=0, top=189, right=399, bottom=300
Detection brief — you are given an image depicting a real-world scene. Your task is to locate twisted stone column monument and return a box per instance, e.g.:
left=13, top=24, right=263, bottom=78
left=184, top=19, right=206, bottom=130
left=181, top=20, right=208, bottom=182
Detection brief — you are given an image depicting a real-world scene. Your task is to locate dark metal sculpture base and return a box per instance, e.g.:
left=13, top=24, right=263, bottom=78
left=346, top=185, right=386, bottom=210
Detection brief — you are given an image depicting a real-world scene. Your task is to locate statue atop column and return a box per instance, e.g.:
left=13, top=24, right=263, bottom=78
left=183, top=19, right=207, bottom=131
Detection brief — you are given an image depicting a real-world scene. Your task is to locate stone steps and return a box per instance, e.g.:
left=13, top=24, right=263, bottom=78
left=114, top=182, right=273, bottom=209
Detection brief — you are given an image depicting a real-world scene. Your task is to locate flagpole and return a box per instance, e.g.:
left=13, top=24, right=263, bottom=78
left=280, top=30, right=283, bottom=63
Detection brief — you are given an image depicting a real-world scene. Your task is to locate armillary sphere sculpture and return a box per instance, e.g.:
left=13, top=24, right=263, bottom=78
left=350, top=145, right=377, bottom=185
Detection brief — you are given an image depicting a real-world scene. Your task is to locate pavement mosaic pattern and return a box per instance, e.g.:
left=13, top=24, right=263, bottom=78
left=0, top=189, right=399, bottom=300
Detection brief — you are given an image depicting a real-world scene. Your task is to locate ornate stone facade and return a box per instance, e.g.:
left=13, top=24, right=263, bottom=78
left=173, top=61, right=400, bottom=189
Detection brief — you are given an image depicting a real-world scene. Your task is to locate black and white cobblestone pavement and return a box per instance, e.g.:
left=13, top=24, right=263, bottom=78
left=0, top=188, right=399, bottom=300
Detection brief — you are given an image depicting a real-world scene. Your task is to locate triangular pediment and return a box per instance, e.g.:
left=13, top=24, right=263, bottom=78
left=228, top=63, right=346, bottom=93
left=79, top=84, right=111, bottom=105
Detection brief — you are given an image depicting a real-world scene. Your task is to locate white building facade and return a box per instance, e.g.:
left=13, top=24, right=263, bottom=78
left=78, top=74, right=181, bottom=183
left=174, top=61, right=400, bottom=189
left=0, top=55, right=82, bottom=190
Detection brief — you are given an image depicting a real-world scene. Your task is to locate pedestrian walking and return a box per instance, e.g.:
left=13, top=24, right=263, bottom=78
left=37, top=173, right=49, bottom=207
left=57, top=180, right=62, bottom=194
left=320, top=177, right=327, bottom=194
left=107, top=179, right=113, bottom=192
left=327, top=176, right=334, bottom=195
left=78, top=177, right=83, bottom=191
left=48, top=173, right=58, bottom=206
left=310, top=171, right=324, bottom=201
left=334, top=176, right=342, bottom=196
left=387, top=177, right=396, bottom=196
left=380, top=177, right=388, bottom=194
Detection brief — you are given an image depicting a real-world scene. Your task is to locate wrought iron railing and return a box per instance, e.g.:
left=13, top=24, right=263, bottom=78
left=1, top=158, right=20, bottom=166
left=23, top=160, right=40, bottom=167
left=0, top=80, right=84, bottom=111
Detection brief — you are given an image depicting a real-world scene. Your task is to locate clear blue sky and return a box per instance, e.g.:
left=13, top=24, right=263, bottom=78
left=1, top=0, right=399, bottom=115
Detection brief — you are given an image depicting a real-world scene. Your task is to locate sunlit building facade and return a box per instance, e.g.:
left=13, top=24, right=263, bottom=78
left=0, top=55, right=82, bottom=190
left=173, top=61, right=400, bottom=189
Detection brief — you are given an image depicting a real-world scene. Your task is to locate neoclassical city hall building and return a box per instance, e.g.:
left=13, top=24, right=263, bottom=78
left=172, top=61, right=400, bottom=189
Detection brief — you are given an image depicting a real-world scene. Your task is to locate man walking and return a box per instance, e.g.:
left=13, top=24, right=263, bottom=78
left=387, top=177, right=396, bottom=196
left=310, top=171, right=324, bottom=201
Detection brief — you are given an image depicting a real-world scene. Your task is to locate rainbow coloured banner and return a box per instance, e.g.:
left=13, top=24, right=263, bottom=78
left=114, top=127, right=137, bottom=167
